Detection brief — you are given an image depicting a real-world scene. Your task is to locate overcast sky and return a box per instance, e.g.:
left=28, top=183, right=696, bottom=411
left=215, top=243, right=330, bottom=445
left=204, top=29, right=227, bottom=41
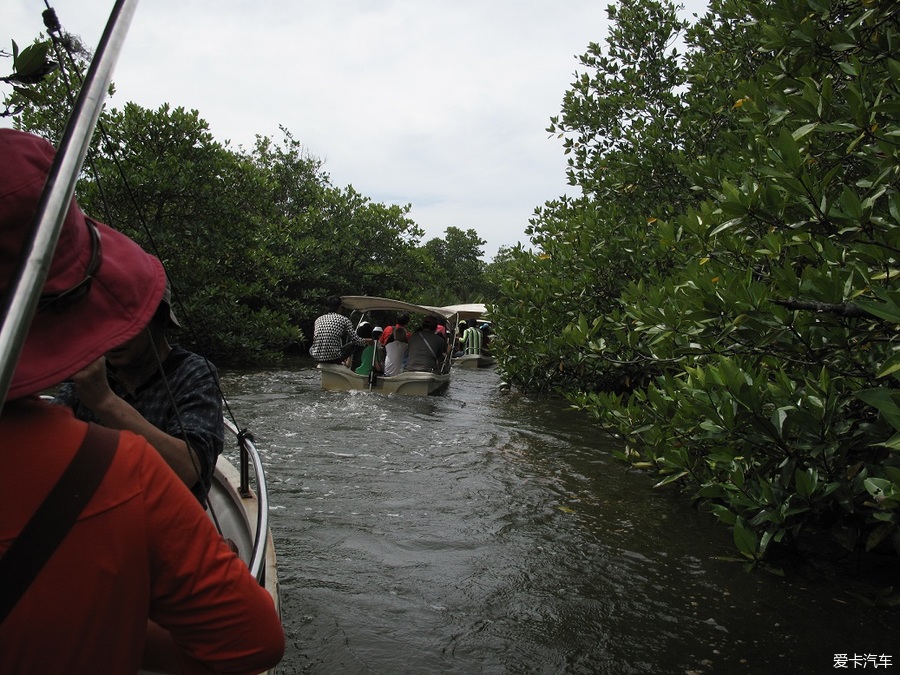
left=5, top=1, right=709, bottom=260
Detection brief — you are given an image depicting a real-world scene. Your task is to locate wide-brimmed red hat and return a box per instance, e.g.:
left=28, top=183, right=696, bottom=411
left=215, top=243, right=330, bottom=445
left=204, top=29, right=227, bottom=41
left=1, top=129, right=166, bottom=399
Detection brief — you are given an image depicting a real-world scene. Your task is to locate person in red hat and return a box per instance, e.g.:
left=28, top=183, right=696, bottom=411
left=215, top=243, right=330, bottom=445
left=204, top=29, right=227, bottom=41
left=0, top=129, right=284, bottom=673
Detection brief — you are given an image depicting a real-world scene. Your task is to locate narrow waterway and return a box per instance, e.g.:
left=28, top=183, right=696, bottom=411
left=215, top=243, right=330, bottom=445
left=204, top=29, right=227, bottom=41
left=220, top=362, right=899, bottom=674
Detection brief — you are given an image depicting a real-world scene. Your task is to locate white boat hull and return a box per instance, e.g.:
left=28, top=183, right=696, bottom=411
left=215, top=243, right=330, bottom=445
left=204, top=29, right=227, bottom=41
left=318, top=362, right=449, bottom=396
left=208, top=457, right=280, bottom=617
left=452, top=354, right=495, bottom=369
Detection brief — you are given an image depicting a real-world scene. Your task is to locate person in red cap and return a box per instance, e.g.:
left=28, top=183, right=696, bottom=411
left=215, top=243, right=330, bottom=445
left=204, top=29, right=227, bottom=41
left=0, top=129, right=284, bottom=673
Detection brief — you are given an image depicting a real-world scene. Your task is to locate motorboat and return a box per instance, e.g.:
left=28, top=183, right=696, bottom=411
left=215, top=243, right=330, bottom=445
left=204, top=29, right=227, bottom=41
left=451, top=353, right=496, bottom=369
left=318, top=362, right=450, bottom=395
left=317, top=296, right=461, bottom=396
left=442, top=304, right=494, bottom=368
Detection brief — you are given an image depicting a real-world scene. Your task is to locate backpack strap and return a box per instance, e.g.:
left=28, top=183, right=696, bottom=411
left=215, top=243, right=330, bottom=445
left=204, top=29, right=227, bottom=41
left=419, top=331, right=438, bottom=359
left=0, top=423, right=119, bottom=624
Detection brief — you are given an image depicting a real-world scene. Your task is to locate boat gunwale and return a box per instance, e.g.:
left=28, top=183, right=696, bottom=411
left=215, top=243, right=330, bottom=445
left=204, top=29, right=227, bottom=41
left=317, top=362, right=450, bottom=395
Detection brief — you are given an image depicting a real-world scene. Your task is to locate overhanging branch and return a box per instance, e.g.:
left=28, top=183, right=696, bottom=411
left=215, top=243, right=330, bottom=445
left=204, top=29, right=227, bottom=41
left=773, top=297, right=875, bottom=319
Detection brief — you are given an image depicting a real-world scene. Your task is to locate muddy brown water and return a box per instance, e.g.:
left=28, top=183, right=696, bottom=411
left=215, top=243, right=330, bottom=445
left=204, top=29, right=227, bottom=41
left=219, top=362, right=899, bottom=674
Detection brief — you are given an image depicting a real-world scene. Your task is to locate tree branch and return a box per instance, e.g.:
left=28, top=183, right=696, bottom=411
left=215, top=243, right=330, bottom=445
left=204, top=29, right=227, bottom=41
left=773, top=297, right=875, bottom=319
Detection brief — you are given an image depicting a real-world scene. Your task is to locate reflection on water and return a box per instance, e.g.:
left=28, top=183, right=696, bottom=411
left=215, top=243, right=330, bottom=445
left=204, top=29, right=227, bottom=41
left=220, top=362, right=899, bottom=675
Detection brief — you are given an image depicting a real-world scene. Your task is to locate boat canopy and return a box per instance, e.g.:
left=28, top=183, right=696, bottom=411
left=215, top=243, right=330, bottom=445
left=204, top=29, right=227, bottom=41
left=438, top=303, right=488, bottom=322
left=340, top=296, right=456, bottom=319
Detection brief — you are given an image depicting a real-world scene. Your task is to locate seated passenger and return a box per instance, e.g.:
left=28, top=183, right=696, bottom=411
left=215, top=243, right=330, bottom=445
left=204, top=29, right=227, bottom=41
left=463, top=320, right=483, bottom=355
left=452, top=320, right=467, bottom=358
left=380, top=312, right=410, bottom=346
left=405, top=315, right=449, bottom=373
left=383, top=326, right=409, bottom=376
left=355, top=325, right=384, bottom=376
left=309, top=295, right=371, bottom=364
left=349, top=321, right=373, bottom=370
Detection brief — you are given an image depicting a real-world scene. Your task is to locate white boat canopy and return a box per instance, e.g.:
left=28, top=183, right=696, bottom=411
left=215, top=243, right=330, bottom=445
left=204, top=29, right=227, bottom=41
left=439, top=303, right=488, bottom=322
left=340, top=296, right=456, bottom=319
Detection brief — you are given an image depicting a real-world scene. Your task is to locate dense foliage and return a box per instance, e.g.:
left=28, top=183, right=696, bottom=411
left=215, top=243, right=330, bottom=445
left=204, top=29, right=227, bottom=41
left=418, top=226, right=489, bottom=305
left=492, top=0, right=900, bottom=574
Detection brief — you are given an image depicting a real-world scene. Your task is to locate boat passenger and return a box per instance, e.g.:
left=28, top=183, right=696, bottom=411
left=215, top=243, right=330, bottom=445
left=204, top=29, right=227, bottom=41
left=379, top=312, right=410, bottom=346
left=309, top=295, right=371, bottom=364
left=463, top=320, right=483, bottom=355
left=405, top=315, right=449, bottom=373
left=347, top=320, right=370, bottom=369
left=372, top=325, right=387, bottom=367
left=53, top=284, right=224, bottom=506
left=352, top=322, right=381, bottom=374
left=383, top=325, right=409, bottom=376
left=0, top=129, right=284, bottom=674
left=452, top=320, right=467, bottom=358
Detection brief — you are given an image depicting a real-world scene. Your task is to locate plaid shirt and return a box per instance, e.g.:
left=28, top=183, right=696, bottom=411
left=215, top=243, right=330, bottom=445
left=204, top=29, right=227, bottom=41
left=54, top=345, right=224, bottom=504
left=309, top=312, right=366, bottom=362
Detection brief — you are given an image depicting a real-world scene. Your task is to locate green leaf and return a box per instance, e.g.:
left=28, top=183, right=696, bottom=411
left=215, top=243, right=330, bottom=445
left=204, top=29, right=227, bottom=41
left=854, top=299, right=900, bottom=323
left=795, top=467, right=818, bottom=500
left=866, top=524, right=896, bottom=552
left=778, top=127, right=802, bottom=171
left=13, top=41, right=51, bottom=77
left=791, top=123, right=818, bottom=141
left=710, top=504, right=737, bottom=526
left=840, top=186, right=862, bottom=221
left=857, top=388, right=900, bottom=431
left=877, top=352, right=900, bottom=379
left=733, top=517, right=758, bottom=559
left=864, top=477, right=894, bottom=501
left=771, top=407, right=788, bottom=435
left=654, top=470, right=689, bottom=488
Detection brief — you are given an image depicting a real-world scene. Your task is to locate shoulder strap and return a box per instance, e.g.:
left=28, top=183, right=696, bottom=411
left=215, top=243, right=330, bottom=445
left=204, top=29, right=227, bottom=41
left=419, top=332, right=438, bottom=361
left=0, top=423, right=119, bottom=624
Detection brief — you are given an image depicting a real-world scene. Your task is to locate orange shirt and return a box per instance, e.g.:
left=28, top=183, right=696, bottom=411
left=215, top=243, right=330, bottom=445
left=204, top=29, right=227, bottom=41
left=379, top=324, right=395, bottom=345
left=0, top=397, right=284, bottom=674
